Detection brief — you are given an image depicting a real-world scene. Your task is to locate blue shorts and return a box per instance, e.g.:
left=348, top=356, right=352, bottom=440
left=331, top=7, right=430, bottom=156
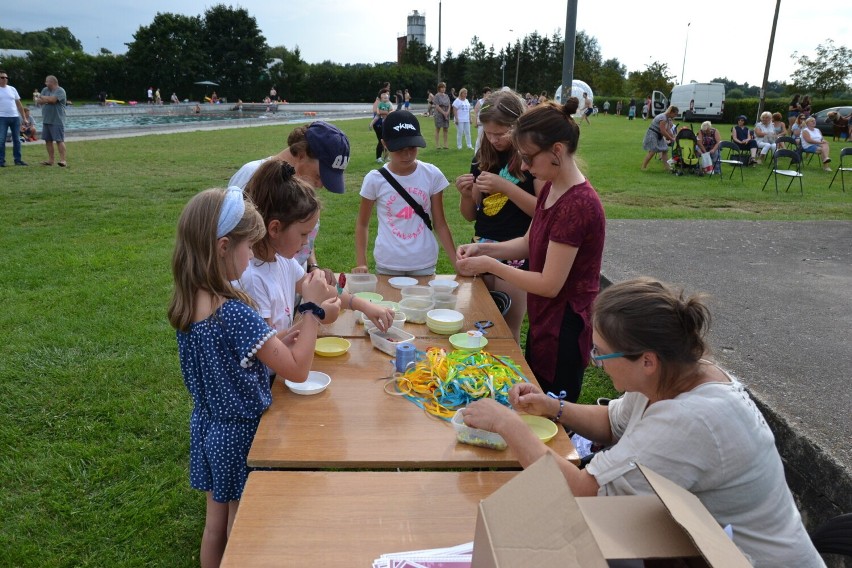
left=802, top=144, right=820, bottom=153
left=584, top=108, right=593, bottom=116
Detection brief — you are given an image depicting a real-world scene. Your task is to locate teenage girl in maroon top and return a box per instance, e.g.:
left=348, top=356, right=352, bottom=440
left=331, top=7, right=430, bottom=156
left=457, top=97, right=605, bottom=402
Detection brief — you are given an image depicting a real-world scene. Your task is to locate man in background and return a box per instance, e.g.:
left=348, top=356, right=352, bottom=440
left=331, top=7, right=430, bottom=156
left=37, top=75, right=67, bottom=167
left=0, top=69, right=28, bottom=166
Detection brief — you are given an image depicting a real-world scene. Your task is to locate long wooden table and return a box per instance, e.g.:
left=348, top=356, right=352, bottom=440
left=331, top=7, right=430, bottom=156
left=248, top=336, right=579, bottom=469
left=320, top=274, right=514, bottom=340
left=221, top=470, right=515, bottom=567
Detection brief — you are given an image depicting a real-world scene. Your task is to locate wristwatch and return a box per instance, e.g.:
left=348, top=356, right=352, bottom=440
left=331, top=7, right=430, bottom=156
left=297, top=302, right=326, bottom=321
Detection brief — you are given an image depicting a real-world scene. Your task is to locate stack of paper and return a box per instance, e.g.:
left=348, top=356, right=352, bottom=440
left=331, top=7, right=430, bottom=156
left=372, top=542, right=472, bottom=568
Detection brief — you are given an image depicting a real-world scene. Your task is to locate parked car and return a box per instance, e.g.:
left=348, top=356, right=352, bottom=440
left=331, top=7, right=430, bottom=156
left=811, top=106, right=852, bottom=138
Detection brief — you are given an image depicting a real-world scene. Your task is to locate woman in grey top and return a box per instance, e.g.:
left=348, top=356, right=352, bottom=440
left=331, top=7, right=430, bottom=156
left=463, top=277, right=825, bottom=568
left=432, top=82, right=451, bottom=150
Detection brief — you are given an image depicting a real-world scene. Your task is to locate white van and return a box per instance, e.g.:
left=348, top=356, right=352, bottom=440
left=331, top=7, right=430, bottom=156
left=669, top=83, right=725, bottom=122
left=651, top=83, right=725, bottom=122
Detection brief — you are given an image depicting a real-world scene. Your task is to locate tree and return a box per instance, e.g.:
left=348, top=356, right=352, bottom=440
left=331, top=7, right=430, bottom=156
left=596, top=58, right=627, bottom=96
left=790, top=39, right=852, bottom=99
left=627, top=61, right=675, bottom=98
left=202, top=4, right=269, bottom=101
left=400, top=39, right=433, bottom=68
left=125, top=13, right=208, bottom=100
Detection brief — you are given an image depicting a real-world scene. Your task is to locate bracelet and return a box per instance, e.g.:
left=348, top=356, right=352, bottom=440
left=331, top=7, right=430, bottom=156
left=307, top=263, right=320, bottom=272
left=552, top=400, right=564, bottom=423
left=348, top=294, right=355, bottom=310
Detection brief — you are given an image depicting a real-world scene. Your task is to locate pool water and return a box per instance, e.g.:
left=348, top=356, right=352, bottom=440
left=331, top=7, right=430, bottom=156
left=63, top=110, right=291, bottom=132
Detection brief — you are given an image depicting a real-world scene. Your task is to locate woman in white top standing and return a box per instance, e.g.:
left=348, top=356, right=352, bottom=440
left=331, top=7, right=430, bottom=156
left=801, top=117, right=832, bottom=171
left=754, top=111, right=777, bottom=165
left=462, top=277, right=825, bottom=568
left=452, top=88, right=473, bottom=150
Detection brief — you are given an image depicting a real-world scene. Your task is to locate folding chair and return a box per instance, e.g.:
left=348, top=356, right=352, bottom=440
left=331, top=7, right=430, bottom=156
left=761, top=149, right=803, bottom=194
left=776, top=135, right=797, bottom=152
left=828, top=146, right=851, bottom=192
left=717, top=141, right=747, bottom=182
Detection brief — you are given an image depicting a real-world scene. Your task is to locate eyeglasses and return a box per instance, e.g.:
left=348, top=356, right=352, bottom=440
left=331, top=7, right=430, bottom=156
left=518, top=148, right=545, bottom=166
left=590, top=345, right=638, bottom=368
left=0, top=76, right=8, bottom=80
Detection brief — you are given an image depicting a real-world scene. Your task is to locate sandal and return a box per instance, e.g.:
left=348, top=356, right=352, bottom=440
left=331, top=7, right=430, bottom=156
left=58, top=161, right=67, bottom=167
left=823, top=158, right=831, bottom=164
left=41, top=161, right=54, bottom=166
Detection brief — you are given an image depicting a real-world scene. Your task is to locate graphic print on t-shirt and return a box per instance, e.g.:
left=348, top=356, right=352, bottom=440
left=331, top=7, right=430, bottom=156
left=384, top=187, right=429, bottom=241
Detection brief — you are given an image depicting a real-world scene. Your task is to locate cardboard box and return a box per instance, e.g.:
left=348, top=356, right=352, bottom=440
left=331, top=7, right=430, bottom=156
left=471, top=453, right=751, bottom=567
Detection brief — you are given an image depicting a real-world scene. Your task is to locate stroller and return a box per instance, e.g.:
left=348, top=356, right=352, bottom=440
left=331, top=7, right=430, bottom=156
left=671, top=127, right=702, bottom=176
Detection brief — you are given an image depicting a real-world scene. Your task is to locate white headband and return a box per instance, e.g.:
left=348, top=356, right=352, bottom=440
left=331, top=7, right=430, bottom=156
left=216, top=187, right=245, bottom=238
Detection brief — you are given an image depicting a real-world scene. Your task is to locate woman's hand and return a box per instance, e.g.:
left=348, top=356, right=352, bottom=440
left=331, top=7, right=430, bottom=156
left=456, top=242, right=482, bottom=260
left=456, top=254, right=496, bottom=277
left=509, top=383, right=557, bottom=417
left=463, top=398, right=520, bottom=434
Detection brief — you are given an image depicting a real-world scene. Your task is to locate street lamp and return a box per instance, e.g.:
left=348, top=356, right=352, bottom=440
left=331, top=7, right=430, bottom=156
left=510, top=29, right=521, bottom=91
left=501, top=59, right=506, bottom=87
left=680, top=22, right=690, bottom=85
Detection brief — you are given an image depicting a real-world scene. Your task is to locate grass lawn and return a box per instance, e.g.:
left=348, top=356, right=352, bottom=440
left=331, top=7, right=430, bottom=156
left=1, top=114, right=848, bottom=566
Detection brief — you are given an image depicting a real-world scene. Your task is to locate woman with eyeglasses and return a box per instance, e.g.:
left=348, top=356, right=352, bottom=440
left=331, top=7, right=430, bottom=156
left=462, top=277, right=823, bottom=568
left=457, top=96, right=605, bottom=403
left=455, top=90, right=542, bottom=343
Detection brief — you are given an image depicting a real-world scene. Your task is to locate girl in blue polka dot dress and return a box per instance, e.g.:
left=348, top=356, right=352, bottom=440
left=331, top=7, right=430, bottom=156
left=168, top=187, right=340, bottom=567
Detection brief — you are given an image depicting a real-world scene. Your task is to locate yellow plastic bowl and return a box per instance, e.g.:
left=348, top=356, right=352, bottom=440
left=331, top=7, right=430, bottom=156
left=521, top=415, right=559, bottom=443
left=314, top=337, right=351, bottom=357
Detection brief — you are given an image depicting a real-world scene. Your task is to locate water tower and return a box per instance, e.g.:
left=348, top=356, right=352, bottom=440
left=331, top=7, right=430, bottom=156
left=407, top=10, right=426, bottom=45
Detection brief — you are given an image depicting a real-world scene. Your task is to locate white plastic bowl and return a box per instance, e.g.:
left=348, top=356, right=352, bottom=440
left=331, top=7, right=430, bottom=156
left=346, top=273, right=378, bottom=293
left=398, top=298, right=435, bottom=324
left=400, top=285, right=433, bottom=299
left=428, top=279, right=460, bottom=292
left=284, top=371, right=331, bottom=395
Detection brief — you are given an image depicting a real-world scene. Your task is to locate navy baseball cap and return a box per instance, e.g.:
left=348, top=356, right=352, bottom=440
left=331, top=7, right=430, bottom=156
left=382, top=110, right=427, bottom=152
left=305, top=121, right=350, bottom=194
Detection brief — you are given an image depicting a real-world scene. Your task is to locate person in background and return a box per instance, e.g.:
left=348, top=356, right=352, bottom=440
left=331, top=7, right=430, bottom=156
left=395, top=89, right=403, bottom=111
left=615, top=99, right=622, bottom=116
left=355, top=110, right=457, bottom=276
left=20, top=107, right=37, bottom=142
left=472, top=86, right=492, bottom=153
left=426, top=89, right=434, bottom=116
left=369, top=89, right=393, bottom=163
left=732, top=115, right=759, bottom=165
left=228, top=121, right=351, bottom=281
left=603, top=100, right=610, bottom=115
left=641, top=105, right=678, bottom=172
left=581, top=92, right=593, bottom=125
left=628, top=97, right=636, bottom=120
left=696, top=121, right=721, bottom=175
left=452, top=87, right=473, bottom=150
left=800, top=95, right=812, bottom=118
left=754, top=111, right=778, bottom=165
left=0, top=70, right=27, bottom=166
left=771, top=112, right=788, bottom=148
left=432, top=82, right=451, bottom=150
left=155, top=88, right=162, bottom=105
left=456, top=96, right=605, bottom=403
left=790, top=113, right=806, bottom=145
left=211, top=92, right=219, bottom=104
left=800, top=116, right=832, bottom=171
left=168, top=187, right=339, bottom=568
left=642, top=96, right=651, bottom=120
left=788, top=94, right=801, bottom=127
left=461, top=277, right=825, bottom=568
left=455, top=89, right=541, bottom=343
left=37, top=75, right=67, bottom=167
left=171, top=92, right=180, bottom=104
left=403, top=89, right=411, bottom=110
left=147, top=86, right=154, bottom=104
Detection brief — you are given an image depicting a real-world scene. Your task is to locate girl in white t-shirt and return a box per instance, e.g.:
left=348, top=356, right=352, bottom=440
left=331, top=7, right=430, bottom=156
left=240, top=160, right=394, bottom=339
left=355, top=111, right=458, bottom=275
left=452, top=88, right=473, bottom=150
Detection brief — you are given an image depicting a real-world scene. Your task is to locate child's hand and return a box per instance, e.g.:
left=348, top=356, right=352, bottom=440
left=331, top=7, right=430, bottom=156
left=301, top=270, right=332, bottom=304
left=277, top=326, right=300, bottom=347
left=473, top=171, right=507, bottom=196
left=363, top=303, right=394, bottom=332
left=352, top=265, right=368, bottom=274
left=319, top=296, right=342, bottom=324
left=315, top=267, right=335, bottom=286
left=455, top=173, right=475, bottom=197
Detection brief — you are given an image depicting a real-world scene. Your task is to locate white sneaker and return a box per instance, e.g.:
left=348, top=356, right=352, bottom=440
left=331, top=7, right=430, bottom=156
left=376, top=158, right=383, bottom=163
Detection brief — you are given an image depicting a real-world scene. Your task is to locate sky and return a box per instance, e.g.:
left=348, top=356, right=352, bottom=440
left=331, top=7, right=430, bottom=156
left=5, top=0, right=851, bottom=88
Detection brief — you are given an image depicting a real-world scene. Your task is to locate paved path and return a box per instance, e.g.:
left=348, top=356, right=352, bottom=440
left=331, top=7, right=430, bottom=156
left=601, top=219, right=852, bottom=529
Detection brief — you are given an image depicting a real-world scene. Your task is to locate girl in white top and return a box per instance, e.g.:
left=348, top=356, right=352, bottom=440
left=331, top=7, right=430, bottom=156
left=355, top=111, right=457, bottom=275
left=754, top=111, right=777, bottom=165
left=801, top=117, right=832, bottom=171
left=240, top=160, right=393, bottom=337
left=462, top=277, right=825, bottom=568
left=452, top=88, right=473, bottom=150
